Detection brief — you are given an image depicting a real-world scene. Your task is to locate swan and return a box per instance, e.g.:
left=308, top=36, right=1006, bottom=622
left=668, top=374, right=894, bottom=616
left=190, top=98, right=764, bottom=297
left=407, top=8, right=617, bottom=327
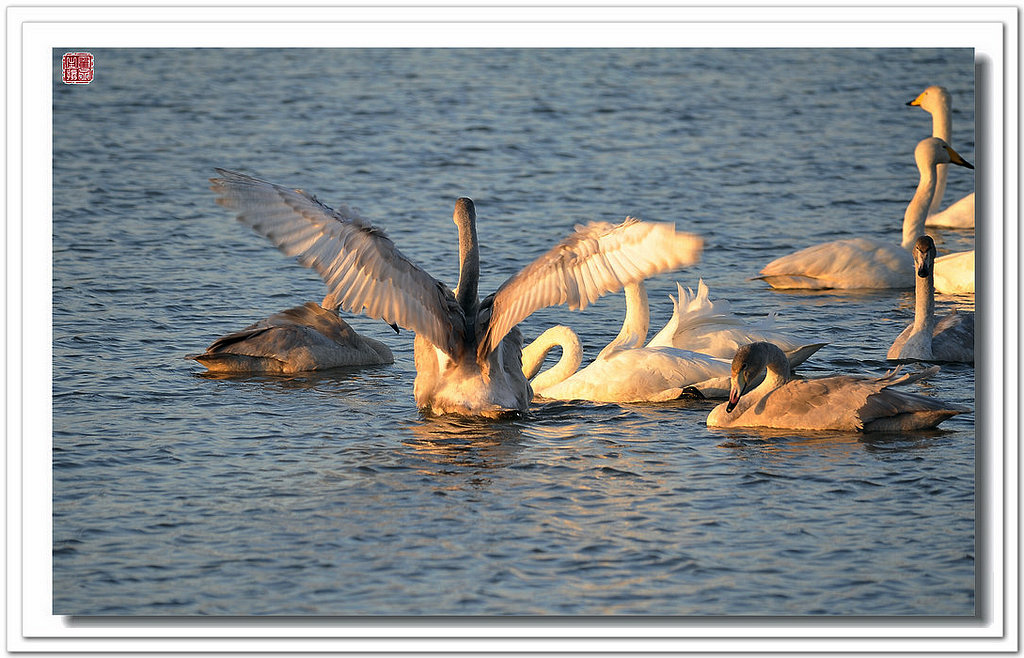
left=210, top=169, right=703, bottom=417
left=187, top=301, right=394, bottom=373
left=520, top=281, right=825, bottom=402
left=887, top=236, right=974, bottom=363
left=707, top=342, right=969, bottom=431
left=520, top=283, right=731, bottom=403
left=908, top=85, right=975, bottom=228
left=756, top=137, right=973, bottom=291
left=645, top=279, right=825, bottom=364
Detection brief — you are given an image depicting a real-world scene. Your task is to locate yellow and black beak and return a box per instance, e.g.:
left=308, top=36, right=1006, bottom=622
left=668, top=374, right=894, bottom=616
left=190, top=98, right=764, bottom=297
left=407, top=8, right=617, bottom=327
left=907, top=91, right=926, bottom=107
left=945, top=145, right=975, bottom=169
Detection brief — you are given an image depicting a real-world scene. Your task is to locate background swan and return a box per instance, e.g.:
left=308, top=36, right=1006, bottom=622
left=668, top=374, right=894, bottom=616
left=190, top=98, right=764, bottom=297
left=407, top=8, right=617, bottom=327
left=211, top=169, right=703, bottom=417
left=887, top=236, right=974, bottom=363
left=187, top=301, right=394, bottom=373
left=707, top=342, right=969, bottom=431
left=646, top=279, right=825, bottom=364
left=756, top=137, right=973, bottom=290
left=908, top=85, right=975, bottom=228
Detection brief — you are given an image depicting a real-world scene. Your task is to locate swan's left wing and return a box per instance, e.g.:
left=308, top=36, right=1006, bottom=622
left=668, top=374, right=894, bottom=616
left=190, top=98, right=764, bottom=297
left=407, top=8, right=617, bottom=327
left=479, top=218, right=703, bottom=359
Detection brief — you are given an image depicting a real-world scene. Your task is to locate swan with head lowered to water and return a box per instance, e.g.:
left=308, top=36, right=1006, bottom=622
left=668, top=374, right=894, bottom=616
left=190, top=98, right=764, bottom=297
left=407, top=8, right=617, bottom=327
left=520, top=280, right=825, bottom=403
left=210, top=169, right=703, bottom=417
left=908, top=84, right=975, bottom=229
left=706, top=341, right=969, bottom=431
left=887, top=235, right=974, bottom=363
left=756, top=137, right=973, bottom=292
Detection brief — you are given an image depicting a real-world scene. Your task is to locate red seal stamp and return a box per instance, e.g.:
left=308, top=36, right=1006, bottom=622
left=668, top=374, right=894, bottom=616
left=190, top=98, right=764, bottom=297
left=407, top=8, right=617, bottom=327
left=62, top=52, right=94, bottom=84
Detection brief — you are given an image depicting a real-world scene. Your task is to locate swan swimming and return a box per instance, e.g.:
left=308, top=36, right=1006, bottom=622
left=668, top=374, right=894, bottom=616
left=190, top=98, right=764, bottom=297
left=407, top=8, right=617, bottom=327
left=210, top=169, right=703, bottom=417
left=520, top=280, right=825, bottom=403
left=908, top=85, right=975, bottom=229
left=520, top=282, right=731, bottom=403
left=887, top=236, right=974, bottom=363
left=756, top=137, right=973, bottom=291
left=188, top=301, right=394, bottom=373
left=706, top=342, right=969, bottom=431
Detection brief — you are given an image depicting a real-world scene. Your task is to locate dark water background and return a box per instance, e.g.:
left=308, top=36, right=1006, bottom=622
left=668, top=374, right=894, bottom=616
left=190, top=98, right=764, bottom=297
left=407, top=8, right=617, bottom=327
left=52, top=48, right=975, bottom=615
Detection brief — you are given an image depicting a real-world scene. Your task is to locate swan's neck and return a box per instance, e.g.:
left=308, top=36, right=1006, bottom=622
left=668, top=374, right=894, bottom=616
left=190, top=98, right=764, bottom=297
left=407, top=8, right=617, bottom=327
left=902, top=160, right=937, bottom=249
left=599, top=282, right=649, bottom=357
left=930, top=111, right=952, bottom=216
left=521, top=326, right=583, bottom=391
left=911, top=267, right=936, bottom=339
left=760, top=348, right=791, bottom=392
left=454, top=215, right=480, bottom=314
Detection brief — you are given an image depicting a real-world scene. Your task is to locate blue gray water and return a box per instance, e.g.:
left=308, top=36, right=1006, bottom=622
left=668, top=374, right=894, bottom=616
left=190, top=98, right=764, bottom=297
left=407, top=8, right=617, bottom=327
left=52, top=48, right=976, bottom=616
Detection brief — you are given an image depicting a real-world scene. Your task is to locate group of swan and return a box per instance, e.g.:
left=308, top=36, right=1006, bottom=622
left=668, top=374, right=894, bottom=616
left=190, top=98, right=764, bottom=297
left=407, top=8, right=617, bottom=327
left=191, top=83, right=972, bottom=431
left=206, top=169, right=703, bottom=417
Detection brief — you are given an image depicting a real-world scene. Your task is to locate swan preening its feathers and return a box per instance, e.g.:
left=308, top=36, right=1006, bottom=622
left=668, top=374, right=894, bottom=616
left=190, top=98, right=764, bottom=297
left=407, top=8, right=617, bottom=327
left=756, top=136, right=973, bottom=292
left=188, top=301, right=394, bottom=373
left=707, top=342, right=969, bottom=431
left=908, top=85, right=975, bottom=229
left=520, top=280, right=826, bottom=403
left=210, top=169, right=703, bottom=417
left=887, top=236, right=975, bottom=363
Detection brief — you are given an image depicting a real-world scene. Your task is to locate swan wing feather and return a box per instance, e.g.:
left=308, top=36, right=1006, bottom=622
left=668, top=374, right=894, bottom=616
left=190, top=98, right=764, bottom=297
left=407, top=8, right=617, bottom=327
left=210, top=169, right=464, bottom=357
left=481, top=218, right=703, bottom=358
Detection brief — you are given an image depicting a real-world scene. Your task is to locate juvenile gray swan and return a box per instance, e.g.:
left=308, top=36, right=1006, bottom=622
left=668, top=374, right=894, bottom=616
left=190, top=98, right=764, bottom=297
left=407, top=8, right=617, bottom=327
left=188, top=302, right=394, bottom=373
left=706, top=342, right=968, bottom=431
left=210, top=169, right=703, bottom=417
left=887, top=235, right=974, bottom=363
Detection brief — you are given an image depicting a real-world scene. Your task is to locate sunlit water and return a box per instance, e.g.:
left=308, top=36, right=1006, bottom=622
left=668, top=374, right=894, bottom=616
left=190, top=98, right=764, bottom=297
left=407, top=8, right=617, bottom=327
left=52, top=48, right=976, bottom=616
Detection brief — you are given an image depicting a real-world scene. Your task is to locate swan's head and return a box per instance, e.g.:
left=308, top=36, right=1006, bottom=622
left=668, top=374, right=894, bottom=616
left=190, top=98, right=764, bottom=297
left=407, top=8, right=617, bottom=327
left=727, top=342, right=766, bottom=412
left=907, top=85, right=951, bottom=114
left=913, top=235, right=937, bottom=278
left=453, top=197, right=476, bottom=227
left=915, top=136, right=974, bottom=171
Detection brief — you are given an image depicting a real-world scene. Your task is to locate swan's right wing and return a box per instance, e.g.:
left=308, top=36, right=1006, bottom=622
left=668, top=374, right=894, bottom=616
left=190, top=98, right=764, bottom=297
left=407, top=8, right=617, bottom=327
left=479, top=218, right=703, bottom=359
left=210, top=169, right=464, bottom=357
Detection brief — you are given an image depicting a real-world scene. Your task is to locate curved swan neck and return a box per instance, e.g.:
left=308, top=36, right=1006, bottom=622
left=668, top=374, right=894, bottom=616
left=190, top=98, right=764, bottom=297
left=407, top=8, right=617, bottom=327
left=600, top=282, right=650, bottom=357
left=453, top=198, right=480, bottom=314
left=760, top=344, right=791, bottom=390
left=521, top=326, right=583, bottom=390
left=912, top=257, right=936, bottom=338
left=929, top=99, right=952, bottom=216
left=902, top=158, right=937, bottom=250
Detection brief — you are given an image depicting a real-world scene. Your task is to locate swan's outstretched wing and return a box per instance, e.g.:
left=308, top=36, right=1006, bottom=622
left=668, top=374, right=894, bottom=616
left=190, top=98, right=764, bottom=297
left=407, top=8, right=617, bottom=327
left=210, top=169, right=464, bottom=357
left=479, top=218, right=703, bottom=359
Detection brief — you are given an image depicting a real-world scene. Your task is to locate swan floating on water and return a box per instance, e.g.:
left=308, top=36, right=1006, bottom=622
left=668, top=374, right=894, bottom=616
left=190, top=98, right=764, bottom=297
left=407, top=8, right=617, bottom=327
left=908, top=85, right=975, bottom=229
left=210, top=169, right=703, bottom=417
left=706, top=341, right=969, bottom=431
left=887, top=236, right=974, bottom=363
left=756, top=137, right=973, bottom=291
left=187, top=301, right=394, bottom=373
left=520, top=280, right=825, bottom=403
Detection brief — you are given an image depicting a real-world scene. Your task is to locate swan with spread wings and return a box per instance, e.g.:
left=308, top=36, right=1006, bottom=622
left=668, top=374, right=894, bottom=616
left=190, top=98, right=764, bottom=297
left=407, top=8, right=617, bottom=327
left=210, top=169, right=703, bottom=417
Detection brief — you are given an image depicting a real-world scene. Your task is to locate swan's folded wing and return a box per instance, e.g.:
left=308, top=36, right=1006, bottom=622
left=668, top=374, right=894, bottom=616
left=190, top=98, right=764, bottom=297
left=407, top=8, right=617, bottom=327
left=480, top=218, right=703, bottom=358
left=210, top=169, right=464, bottom=357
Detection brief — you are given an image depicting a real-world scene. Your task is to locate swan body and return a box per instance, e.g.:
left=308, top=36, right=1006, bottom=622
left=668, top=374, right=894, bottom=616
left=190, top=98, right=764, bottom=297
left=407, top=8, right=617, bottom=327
left=908, top=85, right=975, bottom=228
left=707, top=342, right=969, bottom=431
left=187, top=302, right=393, bottom=373
left=757, top=137, right=973, bottom=290
left=887, top=236, right=974, bottom=363
left=646, top=279, right=824, bottom=362
left=933, top=249, right=975, bottom=295
left=211, top=169, right=703, bottom=417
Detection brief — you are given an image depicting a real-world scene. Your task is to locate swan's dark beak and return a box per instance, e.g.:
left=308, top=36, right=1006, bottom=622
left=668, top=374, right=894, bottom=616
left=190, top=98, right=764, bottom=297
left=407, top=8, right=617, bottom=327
left=916, top=262, right=932, bottom=278
left=726, top=373, right=745, bottom=413
left=945, top=146, right=974, bottom=169
left=389, top=322, right=400, bottom=334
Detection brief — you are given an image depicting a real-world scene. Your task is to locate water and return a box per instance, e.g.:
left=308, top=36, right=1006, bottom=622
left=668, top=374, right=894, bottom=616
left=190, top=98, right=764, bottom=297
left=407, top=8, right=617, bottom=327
left=52, top=48, right=976, bottom=616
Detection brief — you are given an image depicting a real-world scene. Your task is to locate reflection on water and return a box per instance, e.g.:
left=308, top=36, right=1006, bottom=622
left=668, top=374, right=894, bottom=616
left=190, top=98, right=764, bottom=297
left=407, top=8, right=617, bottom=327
left=403, top=414, right=527, bottom=481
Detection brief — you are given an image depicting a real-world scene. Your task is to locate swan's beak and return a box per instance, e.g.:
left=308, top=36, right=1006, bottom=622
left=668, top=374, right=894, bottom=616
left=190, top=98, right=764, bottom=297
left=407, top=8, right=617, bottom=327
left=944, top=146, right=974, bottom=169
left=907, top=91, right=925, bottom=107
left=916, top=261, right=932, bottom=278
left=726, top=372, right=745, bottom=413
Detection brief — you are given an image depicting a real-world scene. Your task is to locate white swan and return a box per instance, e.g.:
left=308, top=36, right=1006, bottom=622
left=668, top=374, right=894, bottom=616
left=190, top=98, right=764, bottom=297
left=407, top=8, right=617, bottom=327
left=520, top=280, right=825, bottom=402
left=520, top=283, right=731, bottom=403
left=187, top=301, right=394, bottom=373
left=210, top=169, right=703, bottom=417
left=908, top=85, right=975, bottom=228
left=887, top=236, right=974, bottom=363
left=645, top=279, right=825, bottom=364
left=707, top=342, right=969, bottom=431
left=756, top=137, right=973, bottom=291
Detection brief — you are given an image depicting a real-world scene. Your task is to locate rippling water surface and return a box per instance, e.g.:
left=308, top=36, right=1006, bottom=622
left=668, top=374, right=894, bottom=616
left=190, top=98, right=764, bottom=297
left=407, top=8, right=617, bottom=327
left=52, top=48, right=976, bottom=616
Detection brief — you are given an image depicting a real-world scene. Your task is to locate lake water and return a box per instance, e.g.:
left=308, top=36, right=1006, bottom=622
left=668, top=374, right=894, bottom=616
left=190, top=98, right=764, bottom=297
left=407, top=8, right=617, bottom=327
left=52, top=48, right=977, bottom=616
